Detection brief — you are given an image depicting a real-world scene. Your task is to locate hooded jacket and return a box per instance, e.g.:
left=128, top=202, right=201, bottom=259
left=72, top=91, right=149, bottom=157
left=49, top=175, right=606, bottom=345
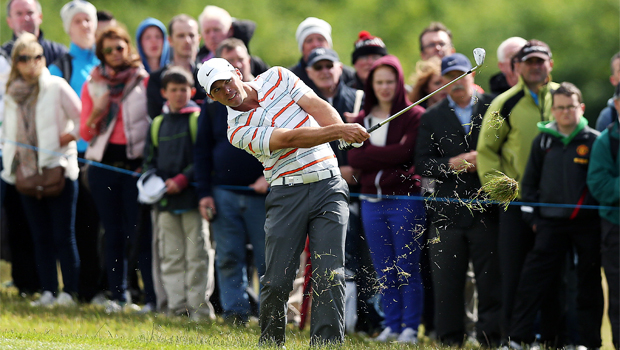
left=348, top=55, right=423, bottom=196
left=135, top=18, right=171, bottom=74
left=522, top=117, right=600, bottom=223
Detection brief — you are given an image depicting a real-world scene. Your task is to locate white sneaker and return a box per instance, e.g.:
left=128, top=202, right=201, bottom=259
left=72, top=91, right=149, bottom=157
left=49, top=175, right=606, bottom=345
left=374, top=327, right=399, bottom=342
left=397, top=327, right=418, bottom=344
left=55, top=292, right=76, bottom=307
left=136, top=302, right=156, bottom=314
left=90, top=292, right=108, bottom=306
left=104, top=300, right=123, bottom=314
left=30, top=291, right=56, bottom=307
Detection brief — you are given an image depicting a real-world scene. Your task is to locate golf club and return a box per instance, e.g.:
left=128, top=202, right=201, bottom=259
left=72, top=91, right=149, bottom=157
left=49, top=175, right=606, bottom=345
left=339, top=48, right=486, bottom=150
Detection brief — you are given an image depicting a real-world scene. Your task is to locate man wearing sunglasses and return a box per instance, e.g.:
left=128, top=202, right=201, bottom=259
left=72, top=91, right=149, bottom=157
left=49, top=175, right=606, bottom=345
left=2, top=0, right=67, bottom=66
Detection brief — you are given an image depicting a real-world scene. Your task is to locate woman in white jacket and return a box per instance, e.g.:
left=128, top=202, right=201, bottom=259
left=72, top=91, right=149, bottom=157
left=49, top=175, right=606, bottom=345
left=2, top=33, right=81, bottom=307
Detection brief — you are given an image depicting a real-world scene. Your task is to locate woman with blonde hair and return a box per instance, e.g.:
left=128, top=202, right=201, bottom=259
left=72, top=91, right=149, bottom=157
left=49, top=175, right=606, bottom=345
left=2, top=32, right=82, bottom=307
left=80, top=25, right=150, bottom=312
left=408, top=56, right=446, bottom=109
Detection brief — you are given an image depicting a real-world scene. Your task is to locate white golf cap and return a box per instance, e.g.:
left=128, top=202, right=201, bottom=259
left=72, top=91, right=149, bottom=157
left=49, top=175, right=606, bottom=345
left=197, top=58, right=236, bottom=94
left=137, top=169, right=166, bottom=205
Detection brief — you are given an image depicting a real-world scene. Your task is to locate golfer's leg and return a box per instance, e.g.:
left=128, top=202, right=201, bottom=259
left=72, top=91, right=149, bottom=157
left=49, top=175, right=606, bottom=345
left=307, top=177, right=349, bottom=345
left=259, top=186, right=309, bottom=346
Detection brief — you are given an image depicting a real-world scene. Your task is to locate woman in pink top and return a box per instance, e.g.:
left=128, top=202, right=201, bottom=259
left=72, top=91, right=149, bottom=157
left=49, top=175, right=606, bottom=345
left=80, top=26, right=149, bottom=312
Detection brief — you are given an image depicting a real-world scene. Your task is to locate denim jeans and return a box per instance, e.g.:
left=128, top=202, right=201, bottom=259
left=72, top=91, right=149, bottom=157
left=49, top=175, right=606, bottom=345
left=361, top=198, right=425, bottom=332
left=20, top=178, right=80, bottom=295
left=88, top=165, right=139, bottom=302
left=211, top=187, right=266, bottom=319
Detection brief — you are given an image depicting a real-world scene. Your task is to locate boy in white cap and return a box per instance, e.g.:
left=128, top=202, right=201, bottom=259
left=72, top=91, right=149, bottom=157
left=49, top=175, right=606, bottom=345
left=197, top=58, right=369, bottom=346
left=289, top=17, right=356, bottom=92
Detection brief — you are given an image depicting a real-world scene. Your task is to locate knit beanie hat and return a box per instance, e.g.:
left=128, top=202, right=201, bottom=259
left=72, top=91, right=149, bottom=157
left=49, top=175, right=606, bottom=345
left=60, top=0, right=97, bottom=34
left=351, top=31, right=387, bottom=64
left=295, top=17, right=332, bottom=53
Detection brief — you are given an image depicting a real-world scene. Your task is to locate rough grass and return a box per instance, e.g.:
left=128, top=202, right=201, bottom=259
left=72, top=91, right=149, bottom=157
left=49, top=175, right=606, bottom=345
left=0, top=260, right=614, bottom=350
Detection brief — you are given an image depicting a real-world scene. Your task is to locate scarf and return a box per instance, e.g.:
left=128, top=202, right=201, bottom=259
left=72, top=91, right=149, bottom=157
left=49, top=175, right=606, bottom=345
left=7, top=77, right=39, bottom=178
left=89, top=64, right=142, bottom=133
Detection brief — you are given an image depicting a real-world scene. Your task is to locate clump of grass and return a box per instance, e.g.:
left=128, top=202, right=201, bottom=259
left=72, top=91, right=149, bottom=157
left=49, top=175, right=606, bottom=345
left=477, top=171, right=519, bottom=210
left=487, top=111, right=504, bottom=130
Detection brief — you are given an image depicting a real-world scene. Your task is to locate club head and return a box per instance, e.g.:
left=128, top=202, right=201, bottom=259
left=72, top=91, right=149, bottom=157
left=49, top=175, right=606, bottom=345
left=473, top=48, right=486, bottom=67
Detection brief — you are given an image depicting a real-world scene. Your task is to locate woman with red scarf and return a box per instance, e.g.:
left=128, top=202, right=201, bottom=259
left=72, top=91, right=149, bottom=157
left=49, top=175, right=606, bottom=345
left=348, top=55, right=425, bottom=344
left=80, top=26, right=150, bottom=312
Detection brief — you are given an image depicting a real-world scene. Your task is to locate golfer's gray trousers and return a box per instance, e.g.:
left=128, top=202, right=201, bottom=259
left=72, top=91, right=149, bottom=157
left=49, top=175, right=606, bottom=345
left=259, top=176, right=348, bottom=346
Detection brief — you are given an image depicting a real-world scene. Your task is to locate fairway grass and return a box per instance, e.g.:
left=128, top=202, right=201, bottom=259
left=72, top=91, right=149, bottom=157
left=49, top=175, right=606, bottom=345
left=0, top=260, right=614, bottom=350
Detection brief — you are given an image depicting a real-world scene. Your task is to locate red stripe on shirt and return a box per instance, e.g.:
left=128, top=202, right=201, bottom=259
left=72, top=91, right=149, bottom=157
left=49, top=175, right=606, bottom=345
left=294, top=115, right=309, bottom=128
left=258, top=68, right=282, bottom=103
left=271, top=100, right=295, bottom=126
left=279, top=148, right=298, bottom=159
left=275, top=155, right=337, bottom=178
left=229, top=110, right=255, bottom=144
left=248, top=129, right=258, bottom=153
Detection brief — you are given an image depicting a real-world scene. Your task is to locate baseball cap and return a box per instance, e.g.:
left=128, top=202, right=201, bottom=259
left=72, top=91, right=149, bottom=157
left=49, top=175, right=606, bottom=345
left=197, top=58, right=236, bottom=94
left=441, top=53, right=472, bottom=75
left=516, top=40, right=552, bottom=62
left=307, top=48, right=339, bottom=67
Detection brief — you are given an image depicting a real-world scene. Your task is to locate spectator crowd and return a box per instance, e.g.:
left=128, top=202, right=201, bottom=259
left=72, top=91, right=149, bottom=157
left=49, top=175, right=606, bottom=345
left=0, top=0, right=618, bottom=348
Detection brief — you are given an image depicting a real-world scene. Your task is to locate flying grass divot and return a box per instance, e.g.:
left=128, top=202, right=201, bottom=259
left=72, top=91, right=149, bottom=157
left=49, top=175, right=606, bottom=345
left=477, top=171, right=518, bottom=210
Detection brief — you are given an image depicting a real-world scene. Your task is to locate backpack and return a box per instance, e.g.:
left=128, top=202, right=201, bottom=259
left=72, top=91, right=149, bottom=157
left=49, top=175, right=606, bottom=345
left=51, top=53, right=73, bottom=83
left=150, top=111, right=200, bottom=147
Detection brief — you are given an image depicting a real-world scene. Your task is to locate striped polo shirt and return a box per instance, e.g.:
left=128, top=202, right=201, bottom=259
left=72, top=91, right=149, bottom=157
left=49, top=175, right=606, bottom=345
left=227, top=67, right=338, bottom=183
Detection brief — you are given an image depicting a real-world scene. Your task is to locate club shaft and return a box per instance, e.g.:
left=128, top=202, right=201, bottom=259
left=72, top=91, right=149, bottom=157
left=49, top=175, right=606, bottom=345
left=367, top=66, right=477, bottom=133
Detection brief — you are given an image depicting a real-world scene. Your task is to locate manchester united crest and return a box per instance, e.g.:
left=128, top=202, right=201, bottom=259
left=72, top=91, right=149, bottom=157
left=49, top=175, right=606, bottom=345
left=576, top=145, right=589, bottom=156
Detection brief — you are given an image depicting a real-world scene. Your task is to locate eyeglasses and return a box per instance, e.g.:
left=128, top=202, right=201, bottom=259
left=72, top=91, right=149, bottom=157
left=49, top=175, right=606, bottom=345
left=423, top=41, right=449, bottom=51
left=312, top=62, right=334, bottom=71
left=552, top=105, right=579, bottom=112
left=102, top=46, right=125, bottom=55
left=16, top=54, right=43, bottom=63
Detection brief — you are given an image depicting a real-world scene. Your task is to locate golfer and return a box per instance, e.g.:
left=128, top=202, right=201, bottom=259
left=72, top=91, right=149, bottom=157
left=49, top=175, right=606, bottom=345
left=197, top=58, right=369, bottom=346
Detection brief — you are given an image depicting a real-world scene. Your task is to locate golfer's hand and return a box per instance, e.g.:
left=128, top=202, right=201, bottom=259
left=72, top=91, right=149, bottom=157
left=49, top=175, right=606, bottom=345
left=199, top=196, right=216, bottom=221
left=449, top=151, right=477, bottom=173
left=340, top=123, right=369, bottom=144
left=249, top=176, right=269, bottom=194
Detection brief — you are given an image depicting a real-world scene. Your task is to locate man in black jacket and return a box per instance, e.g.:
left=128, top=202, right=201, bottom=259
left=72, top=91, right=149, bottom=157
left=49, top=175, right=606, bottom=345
left=415, top=53, right=501, bottom=347
left=509, top=82, right=603, bottom=349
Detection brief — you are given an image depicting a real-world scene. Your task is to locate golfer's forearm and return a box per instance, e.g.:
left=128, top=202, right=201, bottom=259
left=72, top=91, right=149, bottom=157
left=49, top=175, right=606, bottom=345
left=297, top=93, right=344, bottom=127
left=270, top=125, right=341, bottom=150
